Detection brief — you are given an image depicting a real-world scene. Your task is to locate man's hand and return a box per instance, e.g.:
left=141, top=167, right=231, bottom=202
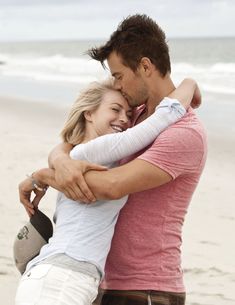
left=19, top=178, right=46, bottom=217
left=53, top=155, right=107, bottom=203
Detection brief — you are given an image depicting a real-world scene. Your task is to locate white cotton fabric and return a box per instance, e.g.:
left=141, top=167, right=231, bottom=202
left=15, top=264, right=99, bottom=305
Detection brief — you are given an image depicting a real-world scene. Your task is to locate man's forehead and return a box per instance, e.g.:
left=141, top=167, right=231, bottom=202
left=107, top=54, right=129, bottom=76
left=107, top=52, right=124, bottom=67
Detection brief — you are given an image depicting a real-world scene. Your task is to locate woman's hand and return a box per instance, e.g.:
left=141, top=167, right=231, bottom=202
left=190, top=82, right=201, bottom=109
left=169, top=78, right=202, bottom=110
left=18, top=177, right=47, bottom=217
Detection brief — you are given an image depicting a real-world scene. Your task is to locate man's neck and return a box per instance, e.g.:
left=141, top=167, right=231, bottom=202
left=145, top=74, right=175, bottom=117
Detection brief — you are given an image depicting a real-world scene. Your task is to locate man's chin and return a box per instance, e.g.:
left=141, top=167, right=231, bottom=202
left=129, top=99, right=143, bottom=108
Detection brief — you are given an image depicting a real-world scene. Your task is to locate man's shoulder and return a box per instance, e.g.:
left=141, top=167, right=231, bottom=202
left=137, top=109, right=207, bottom=174
left=165, top=108, right=206, bottom=138
left=148, top=109, right=207, bottom=154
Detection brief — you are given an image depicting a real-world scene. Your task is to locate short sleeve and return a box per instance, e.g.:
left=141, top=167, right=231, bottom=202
left=137, top=125, right=205, bottom=179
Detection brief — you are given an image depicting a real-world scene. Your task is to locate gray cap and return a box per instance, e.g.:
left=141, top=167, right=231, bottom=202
left=13, top=210, right=53, bottom=274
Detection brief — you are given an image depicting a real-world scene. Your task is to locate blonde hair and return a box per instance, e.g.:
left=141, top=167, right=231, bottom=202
left=61, top=80, right=115, bottom=145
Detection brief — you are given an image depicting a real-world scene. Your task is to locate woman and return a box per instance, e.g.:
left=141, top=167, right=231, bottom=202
left=15, top=79, right=199, bottom=305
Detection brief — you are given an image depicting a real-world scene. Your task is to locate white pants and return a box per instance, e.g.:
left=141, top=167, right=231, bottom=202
left=15, top=264, right=99, bottom=305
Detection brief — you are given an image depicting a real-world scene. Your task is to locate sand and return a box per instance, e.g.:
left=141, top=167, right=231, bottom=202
left=0, top=95, right=234, bottom=305
left=0, top=96, right=69, bottom=304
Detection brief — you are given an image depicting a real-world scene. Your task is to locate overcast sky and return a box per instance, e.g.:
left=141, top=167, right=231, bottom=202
left=0, top=0, right=234, bottom=41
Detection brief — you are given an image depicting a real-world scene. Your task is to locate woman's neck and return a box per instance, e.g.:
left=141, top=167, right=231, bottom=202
left=81, top=124, right=99, bottom=144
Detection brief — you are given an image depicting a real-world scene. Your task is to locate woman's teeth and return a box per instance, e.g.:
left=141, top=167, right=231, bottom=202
left=111, top=125, right=123, bottom=132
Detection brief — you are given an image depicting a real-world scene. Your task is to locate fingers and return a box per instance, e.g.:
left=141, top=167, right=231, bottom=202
left=20, top=195, right=35, bottom=216
left=63, top=182, right=95, bottom=203
left=56, top=170, right=96, bottom=203
left=18, top=180, right=45, bottom=216
left=72, top=172, right=96, bottom=202
left=53, top=159, right=101, bottom=203
left=26, top=210, right=33, bottom=218
left=63, top=187, right=79, bottom=201
left=75, top=179, right=96, bottom=202
left=77, top=161, right=106, bottom=202
left=85, top=162, right=108, bottom=172
left=27, top=206, right=35, bottom=217
left=31, top=190, right=46, bottom=209
left=19, top=190, right=35, bottom=216
left=18, top=179, right=35, bottom=216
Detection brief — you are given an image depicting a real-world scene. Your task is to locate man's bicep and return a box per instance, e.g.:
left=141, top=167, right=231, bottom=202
left=85, top=159, right=172, bottom=200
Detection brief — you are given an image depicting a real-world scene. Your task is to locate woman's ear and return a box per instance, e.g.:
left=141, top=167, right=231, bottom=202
left=84, top=111, right=92, bottom=122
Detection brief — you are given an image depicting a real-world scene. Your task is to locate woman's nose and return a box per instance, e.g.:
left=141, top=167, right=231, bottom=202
left=119, top=113, right=129, bottom=124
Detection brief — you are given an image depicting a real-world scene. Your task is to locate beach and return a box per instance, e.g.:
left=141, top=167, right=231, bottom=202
left=0, top=92, right=234, bottom=305
left=0, top=37, right=235, bottom=305
left=0, top=96, right=68, bottom=304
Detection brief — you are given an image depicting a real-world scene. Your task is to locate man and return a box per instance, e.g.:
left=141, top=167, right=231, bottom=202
left=23, top=15, right=207, bottom=305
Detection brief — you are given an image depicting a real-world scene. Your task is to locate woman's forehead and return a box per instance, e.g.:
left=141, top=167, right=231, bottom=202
left=103, top=90, right=131, bottom=109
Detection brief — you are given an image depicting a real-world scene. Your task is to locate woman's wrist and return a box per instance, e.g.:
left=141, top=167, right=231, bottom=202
left=29, top=170, right=49, bottom=192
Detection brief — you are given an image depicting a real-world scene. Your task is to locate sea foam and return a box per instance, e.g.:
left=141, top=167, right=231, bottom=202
left=0, top=53, right=235, bottom=96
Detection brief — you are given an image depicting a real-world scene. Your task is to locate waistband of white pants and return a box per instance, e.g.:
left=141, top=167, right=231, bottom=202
left=40, top=253, right=101, bottom=281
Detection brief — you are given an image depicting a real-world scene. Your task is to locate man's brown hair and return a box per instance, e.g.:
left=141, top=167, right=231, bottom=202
left=88, top=14, right=171, bottom=76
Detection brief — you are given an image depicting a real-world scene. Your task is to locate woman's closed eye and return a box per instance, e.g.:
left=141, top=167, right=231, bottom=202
left=112, top=107, right=120, bottom=113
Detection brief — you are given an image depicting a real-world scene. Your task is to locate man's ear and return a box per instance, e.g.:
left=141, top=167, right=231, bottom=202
left=139, top=57, right=152, bottom=76
left=84, top=111, right=92, bottom=122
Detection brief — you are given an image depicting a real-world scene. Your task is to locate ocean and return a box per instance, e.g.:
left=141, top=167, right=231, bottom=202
left=0, top=37, right=235, bottom=104
left=0, top=38, right=235, bottom=305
